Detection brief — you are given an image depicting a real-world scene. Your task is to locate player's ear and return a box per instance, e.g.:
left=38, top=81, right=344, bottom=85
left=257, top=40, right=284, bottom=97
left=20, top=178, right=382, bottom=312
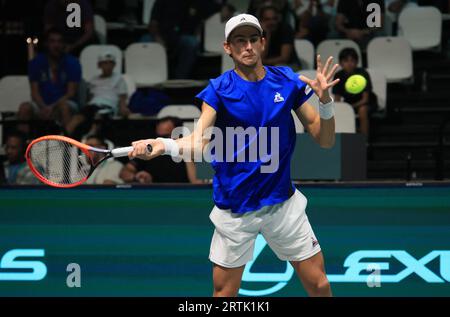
left=261, top=36, right=266, bottom=52
left=223, top=41, right=232, bottom=56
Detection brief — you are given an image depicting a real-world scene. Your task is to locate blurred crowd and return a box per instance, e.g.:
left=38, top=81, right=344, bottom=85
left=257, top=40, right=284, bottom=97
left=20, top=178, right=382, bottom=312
left=1, top=0, right=449, bottom=185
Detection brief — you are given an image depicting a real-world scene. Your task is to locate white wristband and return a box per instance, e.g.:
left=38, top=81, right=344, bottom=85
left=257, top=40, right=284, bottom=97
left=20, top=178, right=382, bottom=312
left=156, top=137, right=180, bottom=158
left=319, top=97, right=335, bottom=120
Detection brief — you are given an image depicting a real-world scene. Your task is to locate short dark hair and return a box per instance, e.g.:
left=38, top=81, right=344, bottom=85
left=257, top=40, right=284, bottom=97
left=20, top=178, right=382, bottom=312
left=339, top=48, right=359, bottom=63
left=6, top=131, right=27, bottom=150
left=43, top=27, right=65, bottom=43
left=157, top=116, right=183, bottom=128
left=258, top=4, right=280, bottom=19
left=85, top=134, right=107, bottom=148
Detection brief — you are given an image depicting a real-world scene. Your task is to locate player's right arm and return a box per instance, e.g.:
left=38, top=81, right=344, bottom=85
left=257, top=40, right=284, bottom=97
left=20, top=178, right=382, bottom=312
left=129, top=102, right=217, bottom=160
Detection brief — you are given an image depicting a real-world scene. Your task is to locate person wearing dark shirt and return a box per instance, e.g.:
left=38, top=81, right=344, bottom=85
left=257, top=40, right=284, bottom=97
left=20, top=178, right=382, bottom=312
left=17, top=28, right=81, bottom=134
left=294, top=0, right=330, bottom=47
left=1, top=132, right=39, bottom=185
left=146, top=0, right=220, bottom=79
left=248, top=0, right=293, bottom=25
left=44, top=0, right=96, bottom=56
left=120, top=116, right=201, bottom=184
left=259, top=5, right=299, bottom=68
left=332, top=48, right=378, bottom=137
left=335, top=0, right=385, bottom=49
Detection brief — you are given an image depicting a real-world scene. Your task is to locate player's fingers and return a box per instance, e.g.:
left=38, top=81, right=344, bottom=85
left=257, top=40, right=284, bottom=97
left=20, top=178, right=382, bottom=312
left=322, top=56, right=331, bottom=75
left=316, top=55, right=322, bottom=73
left=326, top=63, right=339, bottom=82
left=326, top=78, right=340, bottom=88
left=299, top=75, right=312, bottom=85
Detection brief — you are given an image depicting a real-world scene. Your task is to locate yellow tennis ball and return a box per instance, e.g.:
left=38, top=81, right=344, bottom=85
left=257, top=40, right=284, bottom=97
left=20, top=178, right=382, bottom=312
left=345, top=74, right=367, bottom=94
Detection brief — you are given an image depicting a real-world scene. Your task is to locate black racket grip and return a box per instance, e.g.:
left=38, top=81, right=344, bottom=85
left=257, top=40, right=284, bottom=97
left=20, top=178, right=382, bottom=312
left=146, top=144, right=153, bottom=154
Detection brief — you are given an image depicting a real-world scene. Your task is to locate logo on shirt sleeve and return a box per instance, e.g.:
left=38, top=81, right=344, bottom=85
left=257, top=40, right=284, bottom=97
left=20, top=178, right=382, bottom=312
left=274, top=92, right=285, bottom=103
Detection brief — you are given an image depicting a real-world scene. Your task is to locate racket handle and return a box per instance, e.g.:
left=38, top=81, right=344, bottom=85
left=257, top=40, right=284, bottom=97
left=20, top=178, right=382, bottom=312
left=111, top=146, right=134, bottom=157
left=111, top=144, right=153, bottom=158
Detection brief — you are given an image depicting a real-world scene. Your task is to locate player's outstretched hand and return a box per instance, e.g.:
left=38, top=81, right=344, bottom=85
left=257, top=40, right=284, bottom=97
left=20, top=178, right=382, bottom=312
left=128, top=139, right=164, bottom=160
left=299, top=55, right=340, bottom=103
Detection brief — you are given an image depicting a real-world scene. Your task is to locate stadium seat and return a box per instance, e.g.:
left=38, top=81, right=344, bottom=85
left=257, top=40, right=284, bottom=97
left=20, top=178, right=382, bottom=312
left=317, top=39, right=362, bottom=67
left=398, top=6, right=442, bottom=51
left=204, top=13, right=225, bottom=54
left=366, top=68, right=387, bottom=114
left=335, top=102, right=356, bottom=133
left=80, top=45, right=123, bottom=81
left=291, top=110, right=305, bottom=133
left=294, top=39, right=315, bottom=70
left=367, top=37, right=413, bottom=83
left=125, top=43, right=168, bottom=87
left=94, top=15, right=107, bottom=45
left=157, top=105, right=201, bottom=119
left=122, top=74, right=136, bottom=103
left=0, top=76, right=30, bottom=117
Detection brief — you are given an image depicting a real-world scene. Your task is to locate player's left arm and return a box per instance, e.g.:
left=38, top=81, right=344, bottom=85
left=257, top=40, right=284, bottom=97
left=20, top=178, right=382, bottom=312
left=295, top=102, right=335, bottom=148
left=296, top=55, right=340, bottom=149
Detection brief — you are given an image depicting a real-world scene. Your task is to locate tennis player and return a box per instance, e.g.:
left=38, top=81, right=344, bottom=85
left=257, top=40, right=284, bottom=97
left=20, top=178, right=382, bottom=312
left=129, top=13, right=339, bottom=297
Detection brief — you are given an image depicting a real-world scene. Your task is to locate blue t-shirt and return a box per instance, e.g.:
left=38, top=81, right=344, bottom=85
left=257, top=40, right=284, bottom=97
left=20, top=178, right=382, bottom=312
left=28, top=53, right=82, bottom=105
left=195, top=66, right=313, bottom=213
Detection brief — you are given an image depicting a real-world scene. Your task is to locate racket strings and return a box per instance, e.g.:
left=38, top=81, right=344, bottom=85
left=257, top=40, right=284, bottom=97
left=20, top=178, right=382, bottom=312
left=28, top=140, right=91, bottom=185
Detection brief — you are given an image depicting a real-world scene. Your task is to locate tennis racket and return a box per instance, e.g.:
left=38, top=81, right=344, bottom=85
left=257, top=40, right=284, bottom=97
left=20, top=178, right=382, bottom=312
left=25, top=135, right=152, bottom=188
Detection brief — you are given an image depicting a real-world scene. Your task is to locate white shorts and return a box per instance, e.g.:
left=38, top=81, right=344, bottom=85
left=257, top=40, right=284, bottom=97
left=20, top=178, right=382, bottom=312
left=209, top=189, right=321, bottom=268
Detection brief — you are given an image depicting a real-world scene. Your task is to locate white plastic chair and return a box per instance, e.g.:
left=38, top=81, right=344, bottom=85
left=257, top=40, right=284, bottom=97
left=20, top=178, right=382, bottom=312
left=80, top=45, right=122, bottom=81
left=317, top=39, right=362, bottom=67
left=121, top=74, right=136, bottom=103
left=291, top=110, right=304, bottom=133
left=204, top=13, right=225, bottom=54
left=366, top=68, right=386, bottom=113
left=294, top=39, right=315, bottom=70
left=334, top=102, right=356, bottom=133
left=0, top=76, right=31, bottom=116
left=398, top=6, right=442, bottom=51
left=157, top=105, right=201, bottom=119
left=125, top=43, right=168, bottom=87
left=367, top=36, right=413, bottom=83
left=94, top=15, right=107, bottom=44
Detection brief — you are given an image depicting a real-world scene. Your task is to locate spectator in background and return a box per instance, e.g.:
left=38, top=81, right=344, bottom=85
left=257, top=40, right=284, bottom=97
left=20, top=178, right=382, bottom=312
left=17, top=28, right=81, bottom=135
left=259, top=5, right=299, bottom=68
left=66, top=51, right=129, bottom=139
left=332, top=48, right=378, bottom=137
left=248, top=0, right=294, bottom=26
left=0, top=132, right=39, bottom=185
left=335, top=0, right=385, bottom=50
left=83, top=135, right=124, bottom=185
left=220, top=3, right=236, bottom=22
left=294, top=0, right=331, bottom=46
left=44, top=0, right=96, bottom=57
left=120, top=116, right=202, bottom=184
left=144, top=0, right=220, bottom=79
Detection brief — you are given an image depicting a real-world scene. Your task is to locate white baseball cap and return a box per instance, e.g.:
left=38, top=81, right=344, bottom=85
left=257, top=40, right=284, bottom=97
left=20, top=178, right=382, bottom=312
left=225, top=13, right=263, bottom=40
left=98, top=51, right=116, bottom=63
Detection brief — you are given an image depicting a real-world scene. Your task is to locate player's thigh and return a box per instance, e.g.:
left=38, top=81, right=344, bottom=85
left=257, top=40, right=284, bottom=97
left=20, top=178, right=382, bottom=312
left=212, top=264, right=245, bottom=296
left=261, top=190, right=321, bottom=262
left=209, top=206, right=261, bottom=268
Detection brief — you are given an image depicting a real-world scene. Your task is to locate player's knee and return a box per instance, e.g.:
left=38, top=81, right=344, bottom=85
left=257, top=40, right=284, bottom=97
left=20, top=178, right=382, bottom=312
left=213, top=283, right=239, bottom=297
left=19, top=102, right=32, bottom=113
left=312, top=276, right=331, bottom=295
